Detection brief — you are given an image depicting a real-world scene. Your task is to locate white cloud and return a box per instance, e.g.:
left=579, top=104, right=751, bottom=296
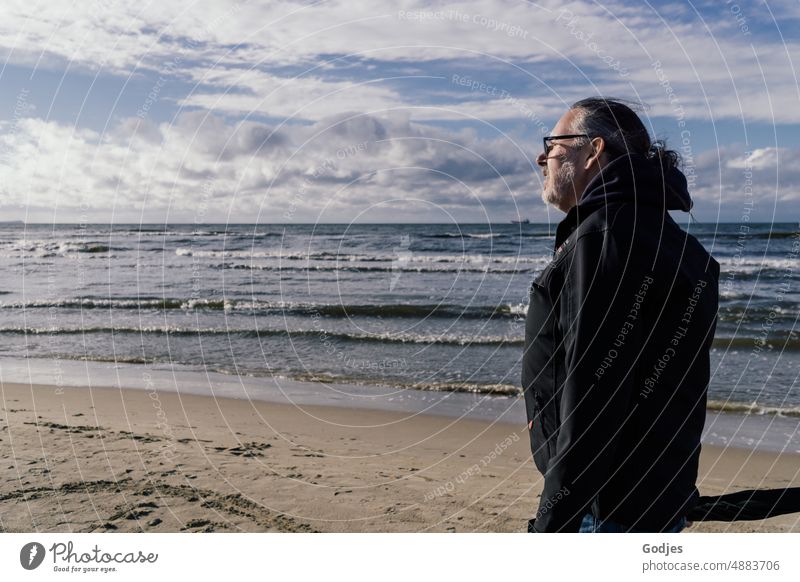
left=1, top=110, right=797, bottom=223
left=1, top=0, right=799, bottom=124
left=0, top=111, right=540, bottom=222
left=1, top=1, right=798, bottom=222
left=685, top=145, right=800, bottom=221
left=726, top=148, right=778, bottom=171
left=180, top=69, right=410, bottom=122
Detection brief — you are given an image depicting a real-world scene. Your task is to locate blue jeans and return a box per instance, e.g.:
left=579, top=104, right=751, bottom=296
left=579, top=512, right=687, bottom=533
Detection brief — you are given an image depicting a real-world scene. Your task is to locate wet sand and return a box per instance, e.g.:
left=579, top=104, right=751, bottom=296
left=1, top=382, right=798, bottom=532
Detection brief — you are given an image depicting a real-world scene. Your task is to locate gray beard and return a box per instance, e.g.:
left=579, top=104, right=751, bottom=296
left=541, top=159, right=576, bottom=209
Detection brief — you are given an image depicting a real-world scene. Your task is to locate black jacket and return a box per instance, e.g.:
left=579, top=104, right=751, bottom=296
left=523, top=153, right=720, bottom=532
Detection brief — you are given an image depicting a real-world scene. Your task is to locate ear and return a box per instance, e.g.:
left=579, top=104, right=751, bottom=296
left=584, top=136, right=605, bottom=171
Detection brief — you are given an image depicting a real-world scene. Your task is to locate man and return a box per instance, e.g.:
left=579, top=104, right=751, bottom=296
left=523, top=98, right=720, bottom=533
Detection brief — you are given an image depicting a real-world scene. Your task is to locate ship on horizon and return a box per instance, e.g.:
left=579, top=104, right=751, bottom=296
left=510, top=218, right=530, bottom=224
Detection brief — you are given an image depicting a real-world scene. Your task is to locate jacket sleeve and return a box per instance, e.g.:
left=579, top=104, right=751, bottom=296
left=533, top=228, right=648, bottom=532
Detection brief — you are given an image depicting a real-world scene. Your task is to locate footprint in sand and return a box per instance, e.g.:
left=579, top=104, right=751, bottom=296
left=225, top=442, right=272, bottom=457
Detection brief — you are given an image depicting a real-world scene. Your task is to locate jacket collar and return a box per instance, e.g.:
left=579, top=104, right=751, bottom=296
left=552, top=153, right=692, bottom=253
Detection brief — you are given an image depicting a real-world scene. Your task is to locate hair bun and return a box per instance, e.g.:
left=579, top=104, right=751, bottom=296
left=646, top=139, right=680, bottom=172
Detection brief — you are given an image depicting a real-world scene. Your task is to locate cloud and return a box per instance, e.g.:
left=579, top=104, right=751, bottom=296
left=685, top=145, right=800, bottom=220
left=1, top=0, right=799, bottom=125
left=179, top=68, right=408, bottom=121
left=0, top=110, right=541, bottom=222
left=2, top=108, right=797, bottom=223
left=1, top=1, right=798, bottom=222
left=726, top=148, right=779, bottom=171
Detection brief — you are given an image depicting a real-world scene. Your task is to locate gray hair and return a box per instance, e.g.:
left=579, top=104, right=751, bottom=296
left=569, top=97, right=681, bottom=172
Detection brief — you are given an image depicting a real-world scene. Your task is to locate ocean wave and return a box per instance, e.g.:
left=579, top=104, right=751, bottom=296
left=21, top=325, right=794, bottom=351
left=696, top=230, right=799, bottom=241
left=4, top=296, right=796, bottom=349
left=115, top=228, right=284, bottom=237
left=2, top=240, right=120, bottom=257
left=0, top=325, right=525, bottom=346
left=713, top=336, right=800, bottom=351
left=170, top=248, right=794, bottom=275
left=717, top=305, right=797, bottom=322
left=26, top=350, right=800, bottom=415
left=426, top=232, right=507, bottom=239
left=706, top=399, right=800, bottom=418
left=174, top=247, right=549, bottom=265
left=718, top=290, right=773, bottom=300
left=282, top=373, right=522, bottom=395
left=219, top=262, right=534, bottom=274
left=717, top=256, right=798, bottom=274
left=0, top=298, right=530, bottom=318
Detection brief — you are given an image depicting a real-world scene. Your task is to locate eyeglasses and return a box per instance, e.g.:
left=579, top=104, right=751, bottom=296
left=542, top=133, right=591, bottom=157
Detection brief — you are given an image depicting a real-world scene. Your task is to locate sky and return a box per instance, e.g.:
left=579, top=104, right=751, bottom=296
left=0, top=0, right=798, bottom=224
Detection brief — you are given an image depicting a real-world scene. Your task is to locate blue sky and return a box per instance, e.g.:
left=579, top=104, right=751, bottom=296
left=0, top=0, right=798, bottom=224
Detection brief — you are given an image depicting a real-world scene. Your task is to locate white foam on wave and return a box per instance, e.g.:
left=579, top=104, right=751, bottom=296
left=175, top=247, right=551, bottom=265
left=717, top=256, right=799, bottom=274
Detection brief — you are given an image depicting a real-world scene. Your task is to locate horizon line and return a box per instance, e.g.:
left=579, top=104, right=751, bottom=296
left=6, top=221, right=793, bottom=226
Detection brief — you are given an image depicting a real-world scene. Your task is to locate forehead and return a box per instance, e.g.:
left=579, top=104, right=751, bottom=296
left=552, top=109, right=578, bottom=134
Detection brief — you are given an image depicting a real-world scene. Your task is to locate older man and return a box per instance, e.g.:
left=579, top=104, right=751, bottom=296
left=524, top=98, right=719, bottom=533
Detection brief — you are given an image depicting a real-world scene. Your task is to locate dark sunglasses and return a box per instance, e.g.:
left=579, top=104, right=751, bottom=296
left=542, top=133, right=591, bottom=157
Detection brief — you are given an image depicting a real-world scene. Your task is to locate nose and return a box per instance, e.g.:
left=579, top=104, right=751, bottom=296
left=536, top=151, right=547, bottom=168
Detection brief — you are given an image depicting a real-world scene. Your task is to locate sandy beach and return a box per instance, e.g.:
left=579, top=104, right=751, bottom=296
left=1, top=381, right=799, bottom=533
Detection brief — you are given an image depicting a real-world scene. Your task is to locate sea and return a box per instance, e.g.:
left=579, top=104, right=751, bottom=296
left=0, top=222, right=797, bottom=441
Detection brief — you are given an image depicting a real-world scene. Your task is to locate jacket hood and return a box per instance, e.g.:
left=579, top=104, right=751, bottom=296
left=577, top=152, right=693, bottom=212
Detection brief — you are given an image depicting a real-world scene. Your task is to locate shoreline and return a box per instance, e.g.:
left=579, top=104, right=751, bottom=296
left=1, top=381, right=799, bottom=532
left=2, top=356, right=799, bottom=454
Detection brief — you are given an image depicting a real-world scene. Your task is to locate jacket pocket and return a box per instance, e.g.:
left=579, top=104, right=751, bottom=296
left=527, top=391, right=551, bottom=474
left=523, top=277, right=560, bottom=474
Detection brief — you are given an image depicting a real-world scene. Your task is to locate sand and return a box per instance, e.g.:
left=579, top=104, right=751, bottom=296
left=1, top=381, right=798, bottom=533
